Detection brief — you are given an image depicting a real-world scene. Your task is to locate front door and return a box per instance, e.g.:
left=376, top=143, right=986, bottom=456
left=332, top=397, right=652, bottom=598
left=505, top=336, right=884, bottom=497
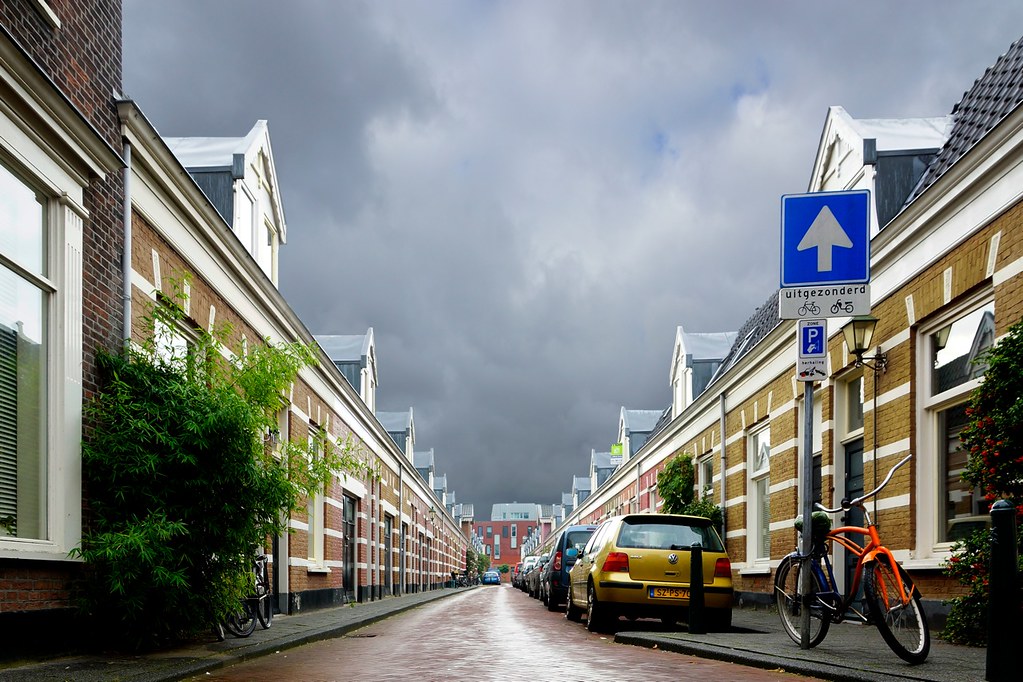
left=843, top=438, right=864, bottom=600
left=342, top=495, right=357, bottom=602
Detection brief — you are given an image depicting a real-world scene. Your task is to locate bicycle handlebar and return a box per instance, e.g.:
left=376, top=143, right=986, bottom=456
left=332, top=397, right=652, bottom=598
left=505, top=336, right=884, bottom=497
left=814, top=453, right=912, bottom=514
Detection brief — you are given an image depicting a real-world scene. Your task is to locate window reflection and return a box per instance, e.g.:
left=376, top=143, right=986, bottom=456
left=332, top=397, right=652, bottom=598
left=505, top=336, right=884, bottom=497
left=931, top=303, right=995, bottom=394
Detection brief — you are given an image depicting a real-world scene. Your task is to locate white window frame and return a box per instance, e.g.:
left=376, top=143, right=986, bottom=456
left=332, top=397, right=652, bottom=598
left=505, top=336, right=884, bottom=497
left=746, top=424, right=771, bottom=566
left=306, top=430, right=326, bottom=571
left=916, top=293, right=994, bottom=563
left=698, top=453, right=714, bottom=500
left=0, top=133, right=83, bottom=560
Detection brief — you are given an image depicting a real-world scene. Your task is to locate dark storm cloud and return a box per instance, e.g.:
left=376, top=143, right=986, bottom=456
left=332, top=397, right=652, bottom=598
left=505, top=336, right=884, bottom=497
left=123, top=0, right=1023, bottom=516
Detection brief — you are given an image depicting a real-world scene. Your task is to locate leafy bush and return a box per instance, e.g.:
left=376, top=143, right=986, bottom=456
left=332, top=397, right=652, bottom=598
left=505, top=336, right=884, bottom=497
left=656, top=452, right=723, bottom=531
left=942, top=319, right=1023, bottom=646
left=74, top=278, right=364, bottom=647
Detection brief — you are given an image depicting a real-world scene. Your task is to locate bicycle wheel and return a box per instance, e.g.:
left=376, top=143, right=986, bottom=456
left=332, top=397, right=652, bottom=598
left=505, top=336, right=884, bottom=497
left=222, top=601, right=256, bottom=638
left=774, top=555, right=831, bottom=648
left=863, top=556, right=930, bottom=664
left=255, top=562, right=273, bottom=629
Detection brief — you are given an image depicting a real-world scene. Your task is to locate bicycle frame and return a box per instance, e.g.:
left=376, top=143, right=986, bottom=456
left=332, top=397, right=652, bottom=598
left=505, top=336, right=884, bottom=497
left=798, top=454, right=916, bottom=621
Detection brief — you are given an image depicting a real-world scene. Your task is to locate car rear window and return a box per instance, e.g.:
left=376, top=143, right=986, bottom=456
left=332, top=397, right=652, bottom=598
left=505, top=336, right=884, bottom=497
left=565, top=530, right=593, bottom=551
left=617, top=519, right=724, bottom=552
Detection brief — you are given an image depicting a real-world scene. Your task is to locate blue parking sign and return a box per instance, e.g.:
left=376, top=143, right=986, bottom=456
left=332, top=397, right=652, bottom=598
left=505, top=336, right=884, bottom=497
left=800, top=322, right=826, bottom=357
left=781, top=190, right=870, bottom=287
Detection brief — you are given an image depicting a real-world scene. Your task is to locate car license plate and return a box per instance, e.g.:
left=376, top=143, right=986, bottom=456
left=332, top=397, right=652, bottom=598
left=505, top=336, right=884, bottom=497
left=650, top=586, right=689, bottom=599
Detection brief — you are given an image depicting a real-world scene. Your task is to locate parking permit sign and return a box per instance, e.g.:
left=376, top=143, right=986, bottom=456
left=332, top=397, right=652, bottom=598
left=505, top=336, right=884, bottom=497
left=797, top=319, right=827, bottom=382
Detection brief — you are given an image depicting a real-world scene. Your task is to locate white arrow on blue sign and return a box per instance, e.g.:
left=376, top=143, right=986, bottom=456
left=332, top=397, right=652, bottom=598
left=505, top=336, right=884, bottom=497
left=781, top=190, right=870, bottom=287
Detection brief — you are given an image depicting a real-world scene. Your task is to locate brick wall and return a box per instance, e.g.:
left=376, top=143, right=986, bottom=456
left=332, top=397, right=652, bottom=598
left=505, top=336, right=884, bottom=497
left=0, top=0, right=123, bottom=616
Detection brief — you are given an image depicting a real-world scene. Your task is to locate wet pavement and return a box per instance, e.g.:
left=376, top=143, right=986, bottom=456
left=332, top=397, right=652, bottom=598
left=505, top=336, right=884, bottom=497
left=202, top=583, right=803, bottom=682
left=0, top=584, right=988, bottom=682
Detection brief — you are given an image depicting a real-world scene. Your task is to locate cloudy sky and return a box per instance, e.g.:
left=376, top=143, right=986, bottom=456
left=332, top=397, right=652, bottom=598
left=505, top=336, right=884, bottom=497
left=122, top=1, right=1023, bottom=517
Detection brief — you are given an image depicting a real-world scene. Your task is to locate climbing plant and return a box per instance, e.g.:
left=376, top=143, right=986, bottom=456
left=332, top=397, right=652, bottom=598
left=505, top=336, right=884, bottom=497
left=656, top=452, right=723, bottom=530
left=74, top=276, right=368, bottom=647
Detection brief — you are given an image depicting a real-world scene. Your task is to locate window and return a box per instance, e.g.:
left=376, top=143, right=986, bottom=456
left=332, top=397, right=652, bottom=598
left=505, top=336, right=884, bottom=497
left=846, top=376, right=864, bottom=433
left=0, top=162, right=47, bottom=541
left=922, top=300, right=995, bottom=548
left=306, top=430, right=325, bottom=569
left=0, top=94, right=88, bottom=559
left=493, top=542, right=500, bottom=560
left=747, top=425, right=771, bottom=563
left=798, top=390, right=824, bottom=509
left=502, top=526, right=508, bottom=538
left=486, top=526, right=492, bottom=537
left=698, top=454, right=714, bottom=500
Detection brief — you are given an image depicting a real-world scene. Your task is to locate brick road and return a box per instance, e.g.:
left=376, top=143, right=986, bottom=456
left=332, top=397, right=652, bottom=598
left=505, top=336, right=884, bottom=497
left=200, top=585, right=817, bottom=682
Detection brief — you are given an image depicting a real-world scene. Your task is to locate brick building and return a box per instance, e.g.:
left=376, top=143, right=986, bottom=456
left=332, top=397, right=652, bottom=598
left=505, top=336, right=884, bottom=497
left=557, top=36, right=1023, bottom=621
left=473, top=503, right=547, bottom=572
left=0, top=1, right=467, bottom=644
left=0, top=0, right=124, bottom=633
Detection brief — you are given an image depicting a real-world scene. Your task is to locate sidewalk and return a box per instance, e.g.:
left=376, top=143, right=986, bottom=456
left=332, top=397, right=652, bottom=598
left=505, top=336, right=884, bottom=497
left=0, top=589, right=988, bottom=682
left=0, top=589, right=465, bottom=682
left=616, top=605, right=987, bottom=682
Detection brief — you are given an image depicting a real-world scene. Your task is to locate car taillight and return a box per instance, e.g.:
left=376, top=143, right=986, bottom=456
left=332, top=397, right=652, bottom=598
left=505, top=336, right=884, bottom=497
left=553, top=551, right=562, bottom=571
left=714, top=557, right=732, bottom=579
left=601, top=552, right=630, bottom=573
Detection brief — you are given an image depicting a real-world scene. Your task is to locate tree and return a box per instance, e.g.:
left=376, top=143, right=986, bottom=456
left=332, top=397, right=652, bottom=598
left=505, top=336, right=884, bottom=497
left=656, top=452, right=723, bottom=531
left=942, top=318, right=1023, bottom=645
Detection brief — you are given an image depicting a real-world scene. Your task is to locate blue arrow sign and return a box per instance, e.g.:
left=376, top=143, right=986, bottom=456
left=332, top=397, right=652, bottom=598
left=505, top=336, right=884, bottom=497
left=781, top=190, right=870, bottom=287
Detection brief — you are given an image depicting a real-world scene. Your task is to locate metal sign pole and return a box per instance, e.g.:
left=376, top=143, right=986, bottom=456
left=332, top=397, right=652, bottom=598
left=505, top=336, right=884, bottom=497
left=800, top=379, right=814, bottom=649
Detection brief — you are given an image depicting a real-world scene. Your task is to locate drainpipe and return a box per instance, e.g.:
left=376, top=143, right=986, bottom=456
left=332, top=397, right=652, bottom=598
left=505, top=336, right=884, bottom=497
left=719, top=392, right=727, bottom=539
left=121, top=139, right=132, bottom=349
left=399, top=465, right=405, bottom=595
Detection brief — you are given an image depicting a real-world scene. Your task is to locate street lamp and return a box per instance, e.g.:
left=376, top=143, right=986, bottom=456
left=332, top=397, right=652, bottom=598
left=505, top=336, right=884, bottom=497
left=842, top=315, right=887, bottom=373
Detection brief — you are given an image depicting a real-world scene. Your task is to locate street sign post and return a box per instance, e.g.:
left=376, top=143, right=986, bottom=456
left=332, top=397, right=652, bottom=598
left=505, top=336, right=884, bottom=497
left=780, top=190, right=870, bottom=649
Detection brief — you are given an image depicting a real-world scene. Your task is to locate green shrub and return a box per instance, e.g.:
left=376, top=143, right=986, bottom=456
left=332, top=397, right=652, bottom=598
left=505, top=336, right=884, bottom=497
left=74, top=278, right=365, bottom=647
left=656, top=452, right=724, bottom=531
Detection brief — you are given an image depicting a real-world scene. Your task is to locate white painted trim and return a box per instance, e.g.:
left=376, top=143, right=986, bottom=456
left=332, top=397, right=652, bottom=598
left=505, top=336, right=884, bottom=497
left=993, top=254, right=1023, bottom=285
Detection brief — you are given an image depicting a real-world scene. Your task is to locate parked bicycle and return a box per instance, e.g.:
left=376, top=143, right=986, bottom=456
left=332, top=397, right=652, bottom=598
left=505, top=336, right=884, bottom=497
left=217, top=553, right=273, bottom=640
left=773, top=454, right=930, bottom=664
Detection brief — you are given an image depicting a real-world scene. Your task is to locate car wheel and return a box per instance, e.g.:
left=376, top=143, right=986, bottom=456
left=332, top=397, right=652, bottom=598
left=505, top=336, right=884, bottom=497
left=586, top=583, right=613, bottom=633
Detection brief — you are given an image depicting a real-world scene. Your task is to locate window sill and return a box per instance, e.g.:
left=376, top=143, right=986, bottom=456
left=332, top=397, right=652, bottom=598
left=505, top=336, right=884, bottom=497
left=739, top=566, right=772, bottom=576
left=306, top=565, right=331, bottom=575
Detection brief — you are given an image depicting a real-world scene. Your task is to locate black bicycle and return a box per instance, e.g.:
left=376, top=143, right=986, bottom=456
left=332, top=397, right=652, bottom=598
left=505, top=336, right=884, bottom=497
left=217, top=554, right=273, bottom=639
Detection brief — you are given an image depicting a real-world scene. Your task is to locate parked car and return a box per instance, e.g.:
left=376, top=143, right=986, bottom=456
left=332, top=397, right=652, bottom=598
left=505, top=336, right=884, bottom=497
left=482, top=570, right=501, bottom=585
left=510, top=562, right=524, bottom=588
left=540, top=524, right=597, bottom=611
left=516, top=556, right=538, bottom=590
left=566, top=514, right=732, bottom=633
left=525, top=553, right=549, bottom=598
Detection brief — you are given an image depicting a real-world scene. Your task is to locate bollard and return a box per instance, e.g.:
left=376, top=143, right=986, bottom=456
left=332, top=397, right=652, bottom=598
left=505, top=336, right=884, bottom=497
left=688, top=543, right=705, bottom=634
left=986, top=499, right=1020, bottom=682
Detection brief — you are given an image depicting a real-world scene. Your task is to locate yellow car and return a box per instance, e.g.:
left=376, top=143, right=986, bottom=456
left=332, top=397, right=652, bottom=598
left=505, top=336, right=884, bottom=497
left=566, top=513, right=733, bottom=632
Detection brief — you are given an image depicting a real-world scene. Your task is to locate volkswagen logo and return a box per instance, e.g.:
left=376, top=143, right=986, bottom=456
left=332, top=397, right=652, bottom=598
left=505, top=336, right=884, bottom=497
left=667, top=553, right=679, bottom=565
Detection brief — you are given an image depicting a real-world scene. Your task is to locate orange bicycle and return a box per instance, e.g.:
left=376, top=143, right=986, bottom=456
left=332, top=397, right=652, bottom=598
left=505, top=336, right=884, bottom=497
left=773, top=454, right=930, bottom=664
